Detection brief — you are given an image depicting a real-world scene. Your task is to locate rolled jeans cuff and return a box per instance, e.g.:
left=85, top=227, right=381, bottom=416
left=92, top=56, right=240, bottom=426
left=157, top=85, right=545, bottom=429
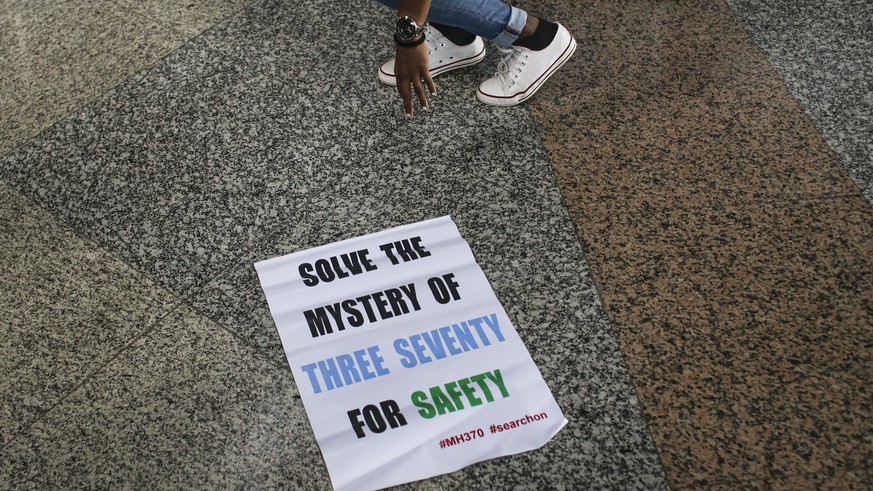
left=490, top=5, right=526, bottom=47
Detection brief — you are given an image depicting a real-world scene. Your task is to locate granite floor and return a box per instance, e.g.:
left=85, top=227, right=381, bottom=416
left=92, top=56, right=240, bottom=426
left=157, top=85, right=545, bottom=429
left=1, top=0, right=870, bottom=489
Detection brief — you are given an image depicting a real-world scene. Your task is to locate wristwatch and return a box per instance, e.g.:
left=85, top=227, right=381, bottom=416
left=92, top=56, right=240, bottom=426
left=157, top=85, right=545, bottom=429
left=395, top=15, right=426, bottom=44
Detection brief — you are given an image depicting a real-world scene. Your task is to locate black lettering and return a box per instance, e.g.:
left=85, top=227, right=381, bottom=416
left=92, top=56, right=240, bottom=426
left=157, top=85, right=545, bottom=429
left=399, top=283, right=421, bottom=311
left=428, top=276, right=451, bottom=304
left=315, top=259, right=336, bottom=282
left=384, top=288, right=409, bottom=315
left=324, top=303, right=346, bottom=331
left=304, top=307, right=333, bottom=338
left=348, top=409, right=367, bottom=438
left=380, top=399, right=407, bottom=428
left=348, top=400, right=407, bottom=438
left=393, top=239, right=418, bottom=262
left=410, top=236, right=431, bottom=258
left=363, top=404, right=387, bottom=433
left=342, top=299, right=364, bottom=327
left=372, top=291, right=393, bottom=320
left=442, top=273, right=461, bottom=301
left=356, top=294, right=378, bottom=322
left=359, top=249, right=378, bottom=271
left=380, top=242, right=399, bottom=265
left=428, top=273, right=461, bottom=304
left=299, top=263, right=319, bottom=287
left=330, top=256, right=350, bottom=279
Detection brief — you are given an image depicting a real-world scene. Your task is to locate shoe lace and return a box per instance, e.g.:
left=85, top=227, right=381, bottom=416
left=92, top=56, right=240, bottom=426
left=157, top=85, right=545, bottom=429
left=494, top=46, right=529, bottom=88
left=426, top=26, right=446, bottom=56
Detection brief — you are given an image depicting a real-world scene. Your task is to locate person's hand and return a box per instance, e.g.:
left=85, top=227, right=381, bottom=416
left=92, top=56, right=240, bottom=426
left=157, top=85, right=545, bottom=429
left=394, top=41, right=436, bottom=118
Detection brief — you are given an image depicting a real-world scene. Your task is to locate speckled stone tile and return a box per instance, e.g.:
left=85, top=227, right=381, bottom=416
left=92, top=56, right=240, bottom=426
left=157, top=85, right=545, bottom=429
left=590, top=200, right=873, bottom=485
left=455, top=307, right=667, bottom=490
left=0, top=181, right=179, bottom=447
left=0, top=0, right=186, bottom=157
left=556, top=195, right=873, bottom=486
left=113, top=0, right=255, bottom=37
left=1, top=37, right=317, bottom=297
left=528, top=0, right=859, bottom=211
left=0, top=302, right=315, bottom=489
left=724, top=0, right=873, bottom=204
left=527, top=0, right=873, bottom=488
left=196, top=172, right=668, bottom=487
left=195, top=177, right=562, bottom=358
left=3, top=0, right=667, bottom=487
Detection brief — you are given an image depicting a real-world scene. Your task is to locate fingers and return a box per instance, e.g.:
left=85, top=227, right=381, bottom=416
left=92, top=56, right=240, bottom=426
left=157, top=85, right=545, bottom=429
left=397, top=80, right=414, bottom=118
left=424, top=73, right=437, bottom=98
left=393, top=43, right=436, bottom=118
left=397, top=76, right=434, bottom=119
left=412, top=77, right=428, bottom=111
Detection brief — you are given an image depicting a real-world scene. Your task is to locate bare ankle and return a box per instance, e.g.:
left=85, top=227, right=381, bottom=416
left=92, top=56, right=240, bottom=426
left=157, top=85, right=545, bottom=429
left=521, top=15, right=539, bottom=38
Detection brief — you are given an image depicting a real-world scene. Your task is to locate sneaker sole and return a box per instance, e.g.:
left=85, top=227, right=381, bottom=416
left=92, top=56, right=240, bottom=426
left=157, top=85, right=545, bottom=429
left=379, top=45, right=487, bottom=85
left=476, top=36, right=577, bottom=106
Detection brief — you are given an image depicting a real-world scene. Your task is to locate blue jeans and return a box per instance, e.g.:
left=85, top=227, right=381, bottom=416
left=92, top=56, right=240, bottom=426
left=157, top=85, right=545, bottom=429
left=374, top=0, right=527, bottom=47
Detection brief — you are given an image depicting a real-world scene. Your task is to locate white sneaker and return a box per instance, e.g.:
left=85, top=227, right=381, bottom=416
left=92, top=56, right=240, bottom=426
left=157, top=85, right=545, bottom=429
left=379, top=26, right=486, bottom=85
left=476, top=23, right=576, bottom=106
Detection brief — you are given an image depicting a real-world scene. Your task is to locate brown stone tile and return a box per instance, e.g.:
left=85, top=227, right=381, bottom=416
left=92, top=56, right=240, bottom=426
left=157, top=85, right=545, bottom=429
left=531, top=0, right=859, bottom=209
left=589, top=195, right=873, bottom=305
left=670, top=467, right=871, bottom=491
left=537, top=91, right=857, bottom=211
left=614, top=304, right=871, bottom=486
left=569, top=197, right=873, bottom=486
left=654, top=424, right=775, bottom=486
left=529, top=0, right=873, bottom=487
left=768, top=469, right=872, bottom=491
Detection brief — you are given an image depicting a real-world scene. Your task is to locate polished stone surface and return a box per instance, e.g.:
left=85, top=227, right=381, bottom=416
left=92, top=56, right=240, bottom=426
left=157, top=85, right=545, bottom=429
left=0, top=0, right=257, bottom=158
left=114, top=0, right=253, bottom=37
left=0, top=0, right=184, bottom=156
left=1, top=302, right=338, bottom=488
left=0, top=0, right=666, bottom=488
left=725, top=0, right=873, bottom=204
left=2, top=0, right=871, bottom=488
left=0, top=181, right=179, bottom=448
left=530, top=0, right=873, bottom=488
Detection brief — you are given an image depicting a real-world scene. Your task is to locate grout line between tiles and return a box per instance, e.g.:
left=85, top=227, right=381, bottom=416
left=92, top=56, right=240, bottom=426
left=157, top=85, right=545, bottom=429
left=0, top=0, right=256, bottom=164
left=0, top=179, right=303, bottom=450
left=520, top=112, right=676, bottom=490
left=0, top=301, right=182, bottom=454
left=719, top=0, right=872, bottom=208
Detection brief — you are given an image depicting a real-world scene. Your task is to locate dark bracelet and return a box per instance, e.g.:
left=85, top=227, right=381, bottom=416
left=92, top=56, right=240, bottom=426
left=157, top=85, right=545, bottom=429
left=394, top=32, right=426, bottom=47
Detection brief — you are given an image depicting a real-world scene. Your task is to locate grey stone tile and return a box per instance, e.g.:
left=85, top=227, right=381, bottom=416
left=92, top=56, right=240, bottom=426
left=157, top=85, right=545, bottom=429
left=1, top=0, right=555, bottom=310
left=2, top=0, right=667, bottom=486
left=0, top=181, right=179, bottom=447
left=448, top=209, right=667, bottom=489
left=0, top=301, right=320, bottom=489
left=195, top=169, right=564, bottom=360
left=113, top=0, right=254, bottom=37
left=724, top=0, right=873, bottom=203
left=1, top=36, right=316, bottom=297
left=0, top=0, right=186, bottom=157
left=195, top=183, right=667, bottom=487
left=449, top=308, right=667, bottom=490
left=195, top=223, right=325, bottom=364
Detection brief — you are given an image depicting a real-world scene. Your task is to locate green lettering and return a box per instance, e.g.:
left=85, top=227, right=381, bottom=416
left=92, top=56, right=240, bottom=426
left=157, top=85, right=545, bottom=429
left=470, top=374, right=494, bottom=402
left=411, top=391, right=435, bottom=419
left=457, top=377, right=482, bottom=406
left=485, top=369, right=510, bottom=398
left=430, top=386, right=456, bottom=415
left=444, top=381, right=465, bottom=410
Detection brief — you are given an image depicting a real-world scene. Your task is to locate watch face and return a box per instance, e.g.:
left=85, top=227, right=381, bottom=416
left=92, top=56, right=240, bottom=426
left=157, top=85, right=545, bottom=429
left=397, top=17, right=418, bottom=39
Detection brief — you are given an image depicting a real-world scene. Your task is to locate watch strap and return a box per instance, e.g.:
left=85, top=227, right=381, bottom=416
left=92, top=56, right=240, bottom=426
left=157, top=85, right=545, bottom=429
left=394, top=31, right=426, bottom=47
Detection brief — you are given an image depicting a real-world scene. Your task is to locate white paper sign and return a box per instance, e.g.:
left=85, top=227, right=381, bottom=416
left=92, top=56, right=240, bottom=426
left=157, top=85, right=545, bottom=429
left=255, top=216, right=566, bottom=491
